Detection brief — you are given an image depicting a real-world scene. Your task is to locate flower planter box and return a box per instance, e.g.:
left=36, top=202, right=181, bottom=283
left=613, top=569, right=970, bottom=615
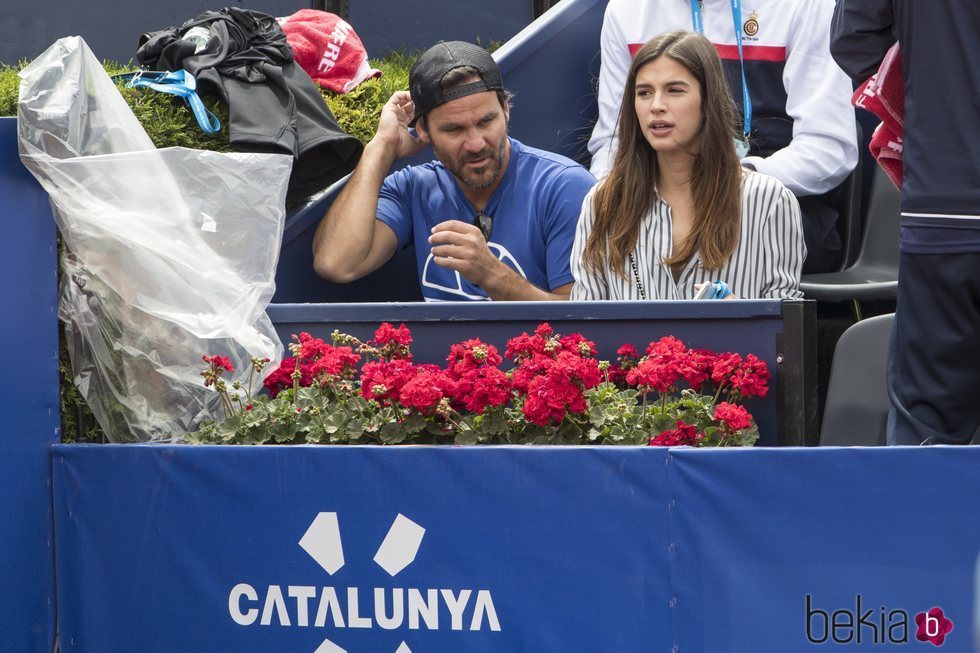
left=267, top=299, right=817, bottom=447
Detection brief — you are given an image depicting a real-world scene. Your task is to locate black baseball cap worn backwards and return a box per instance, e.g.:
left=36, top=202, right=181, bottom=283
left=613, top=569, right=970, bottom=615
left=408, top=40, right=504, bottom=127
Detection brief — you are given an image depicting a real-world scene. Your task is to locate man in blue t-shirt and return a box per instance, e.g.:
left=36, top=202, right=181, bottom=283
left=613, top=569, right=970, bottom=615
left=313, top=41, right=596, bottom=301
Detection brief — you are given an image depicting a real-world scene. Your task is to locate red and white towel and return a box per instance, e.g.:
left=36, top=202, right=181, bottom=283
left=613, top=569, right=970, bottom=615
left=852, top=43, right=903, bottom=189
left=278, top=10, right=382, bottom=94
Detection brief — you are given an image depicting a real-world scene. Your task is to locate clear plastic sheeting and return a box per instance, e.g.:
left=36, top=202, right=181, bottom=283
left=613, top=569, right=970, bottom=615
left=17, top=37, right=291, bottom=441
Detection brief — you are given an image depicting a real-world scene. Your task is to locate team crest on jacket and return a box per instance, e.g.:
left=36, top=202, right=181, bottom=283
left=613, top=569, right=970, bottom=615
left=743, top=10, right=759, bottom=37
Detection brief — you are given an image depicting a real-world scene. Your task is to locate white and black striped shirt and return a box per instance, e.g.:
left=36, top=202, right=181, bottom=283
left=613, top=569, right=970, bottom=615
left=570, top=171, right=805, bottom=300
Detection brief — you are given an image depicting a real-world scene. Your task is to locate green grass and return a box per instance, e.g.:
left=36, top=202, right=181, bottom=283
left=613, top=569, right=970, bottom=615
left=1, top=52, right=421, bottom=148
left=0, top=61, right=23, bottom=117
left=324, top=51, right=414, bottom=145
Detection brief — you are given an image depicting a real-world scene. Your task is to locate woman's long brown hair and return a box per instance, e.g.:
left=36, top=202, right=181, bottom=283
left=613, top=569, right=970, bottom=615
left=584, top=30, right=742, bottom=277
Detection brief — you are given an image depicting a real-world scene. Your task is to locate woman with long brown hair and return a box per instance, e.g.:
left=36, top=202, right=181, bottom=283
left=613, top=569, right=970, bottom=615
left=570, top=31, right=804, bottom=300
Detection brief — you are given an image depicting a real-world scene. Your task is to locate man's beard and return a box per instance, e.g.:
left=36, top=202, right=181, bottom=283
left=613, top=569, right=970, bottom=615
left=437, top=135, right=509, bottom=190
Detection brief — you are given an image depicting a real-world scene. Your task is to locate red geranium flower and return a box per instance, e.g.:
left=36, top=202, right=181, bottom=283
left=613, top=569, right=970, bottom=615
left=728, top=354, right=770, bottom=398
left=510, top=352, right=555, bottom=394
left=263, top=334, right=363, bottom=398
left=373, top=322, right=412, bottom=347
left=263, top=357, right=297, bottom=397
left=297, top=331, right=328, bottom=360
left=202, top=354, right=234, bottom=372
left=359, top=359, right=416, bottom=405
left=309, top=346, right=361, bottom=382
left=400, top=368, right=455, bottom=415
left=649, top=420, right=703, bottom=447
left=617, top=343, right=640, bottom=359
left=626, top=357, right=680, bottom=394
left=201, top=354, right=235, bottom=388
left=370, top=323, right=413, bottom=361
left=523, top=374, right=585, bottom=425
left=710, top=352, right=743, bottom=385
left=455, top=366, right=513, bottom=414
left=677, top=348, right=712, bottom=392
left=559, top=333, right=598, bottom=358
left=505, top=332, right=547, bottom=363
left=518, top=349, right=599, bottom=426
left=714, top=402, right=752, bottom=432
left=646, top=335, right=686, bottom=358
left=446, top=338, right=502, bottom=377
left=606, top=343, right=641, bottom=386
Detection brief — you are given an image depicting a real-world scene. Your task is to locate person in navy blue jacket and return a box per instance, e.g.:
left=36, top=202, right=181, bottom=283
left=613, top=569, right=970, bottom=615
left=831, top=0, right=980, bottom=445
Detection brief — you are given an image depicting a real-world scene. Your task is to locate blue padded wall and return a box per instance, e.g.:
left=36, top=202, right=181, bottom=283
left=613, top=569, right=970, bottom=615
left=0, top=117, right=58, bottom=651
left=1, top=0, right=534, bottom=66
left=51, top=445, right=980, bottom=652
left=349, top=0, right=533, bottom=57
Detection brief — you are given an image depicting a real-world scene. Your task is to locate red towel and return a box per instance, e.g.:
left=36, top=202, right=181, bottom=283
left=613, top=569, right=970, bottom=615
left=278, top=10, right=382, bottom=94
left=852, top=43, right=903, bottom=189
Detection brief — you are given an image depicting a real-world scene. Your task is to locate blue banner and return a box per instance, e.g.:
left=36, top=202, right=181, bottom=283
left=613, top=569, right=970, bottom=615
left=670, top=448, right=980, bottom=652
left=53, top=445, right=673, bottom=652
left=52, top=445, right=980, bottom=652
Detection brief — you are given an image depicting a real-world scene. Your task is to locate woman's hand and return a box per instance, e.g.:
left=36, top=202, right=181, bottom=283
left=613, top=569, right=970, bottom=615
left=693, top=281, right=737, bottom=300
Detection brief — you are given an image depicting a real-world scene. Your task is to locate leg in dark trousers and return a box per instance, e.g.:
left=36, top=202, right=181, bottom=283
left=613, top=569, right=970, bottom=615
left=887, top=251, right=980, bottom=445
left=798, top=195, right=844, bottom=274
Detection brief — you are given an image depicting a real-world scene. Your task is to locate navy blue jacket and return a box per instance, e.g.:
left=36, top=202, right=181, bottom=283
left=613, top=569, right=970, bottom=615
left=831, top=0, right=980, bottom=252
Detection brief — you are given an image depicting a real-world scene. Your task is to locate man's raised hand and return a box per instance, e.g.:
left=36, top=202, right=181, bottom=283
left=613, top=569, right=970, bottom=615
left=373, top=91, right=427, bottom=159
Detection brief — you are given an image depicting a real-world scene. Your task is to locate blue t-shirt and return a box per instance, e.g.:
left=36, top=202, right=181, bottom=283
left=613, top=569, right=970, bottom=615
left=376, top=138, right=596, bottom=301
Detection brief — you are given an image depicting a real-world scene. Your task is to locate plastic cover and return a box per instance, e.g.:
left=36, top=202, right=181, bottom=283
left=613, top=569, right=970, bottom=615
left=17, top=37, right=291, bottom=442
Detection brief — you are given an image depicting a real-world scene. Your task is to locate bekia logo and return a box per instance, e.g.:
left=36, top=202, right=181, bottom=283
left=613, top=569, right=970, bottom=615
left=806, top=595, right=954, bottom=646
left=914, top=608, right=954, bottom=647
left=229, top=512, right=501, bottom=652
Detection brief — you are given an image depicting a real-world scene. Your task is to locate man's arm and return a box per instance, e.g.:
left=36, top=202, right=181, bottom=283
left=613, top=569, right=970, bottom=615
left=740, top=0, right=859, bottom=197
left=586, top=0, right=630, bottom=179
left=427, top=220, right=572, bottom=300
left=313, top=91, right=425, bottom=283
left=830, top=0, right=896, bottom=83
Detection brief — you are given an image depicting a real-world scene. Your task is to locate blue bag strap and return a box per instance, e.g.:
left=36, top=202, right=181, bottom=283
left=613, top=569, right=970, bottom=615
left=125, top=70, right=221, bottom=134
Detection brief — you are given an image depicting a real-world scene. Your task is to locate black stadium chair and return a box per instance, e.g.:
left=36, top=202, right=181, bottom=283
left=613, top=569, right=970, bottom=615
left=821, top=313, right=980, bottom=446
left=800, top=166, right=901, bottom=319
left=830, top=122, right=865, bottom=272
left=819, top=313, right=893, bottom=446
